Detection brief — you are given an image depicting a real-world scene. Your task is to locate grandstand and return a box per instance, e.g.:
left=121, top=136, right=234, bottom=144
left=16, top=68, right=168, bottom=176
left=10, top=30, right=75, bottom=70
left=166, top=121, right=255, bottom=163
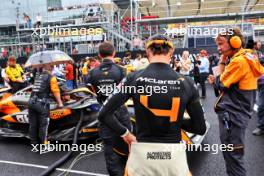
left=0, top=0, right=264, bottom=59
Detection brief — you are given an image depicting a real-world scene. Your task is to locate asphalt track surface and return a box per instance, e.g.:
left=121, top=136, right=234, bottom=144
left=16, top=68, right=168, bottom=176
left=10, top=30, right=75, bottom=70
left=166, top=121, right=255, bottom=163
left=0, top=85, right=263, bottom=176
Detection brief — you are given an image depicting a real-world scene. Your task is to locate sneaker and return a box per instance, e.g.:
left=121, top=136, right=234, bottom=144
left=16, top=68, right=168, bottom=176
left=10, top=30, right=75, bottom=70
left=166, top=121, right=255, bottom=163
left=252, top=128, right=264, bottom=136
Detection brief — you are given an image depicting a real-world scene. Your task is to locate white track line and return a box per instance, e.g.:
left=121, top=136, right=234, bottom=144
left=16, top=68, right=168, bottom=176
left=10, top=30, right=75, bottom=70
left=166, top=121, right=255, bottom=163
left=0, top=160, right=108, bottom=176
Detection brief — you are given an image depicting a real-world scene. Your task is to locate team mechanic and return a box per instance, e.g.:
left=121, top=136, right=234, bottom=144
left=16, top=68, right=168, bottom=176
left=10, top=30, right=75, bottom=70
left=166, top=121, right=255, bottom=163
left=28, top=64, right=63, bottom=146
left=98, top=35, right=206, bottom=176
left=84, top=42, right=131, bottom=176
left=208, top=28, right=264, bottom=176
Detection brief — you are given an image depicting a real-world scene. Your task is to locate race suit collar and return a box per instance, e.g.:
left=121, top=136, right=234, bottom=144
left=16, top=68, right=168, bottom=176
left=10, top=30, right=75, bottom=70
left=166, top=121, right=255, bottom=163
left=148, top=62, right=171, bottom=68
left=102, top=58, right=114, bottom=63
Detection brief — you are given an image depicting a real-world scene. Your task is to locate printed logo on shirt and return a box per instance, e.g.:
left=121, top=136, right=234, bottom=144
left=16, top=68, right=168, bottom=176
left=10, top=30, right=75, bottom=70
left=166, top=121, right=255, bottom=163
left=136, top=77, right=181, bottom=85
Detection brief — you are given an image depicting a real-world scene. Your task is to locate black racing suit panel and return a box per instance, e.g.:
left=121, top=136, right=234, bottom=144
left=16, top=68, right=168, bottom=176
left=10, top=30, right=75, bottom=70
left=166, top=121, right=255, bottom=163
left=98, top=63, right=206, bottom=143
left=84, top=58, right=130, bottom=136
left=85, top=59, right=125, bottom=104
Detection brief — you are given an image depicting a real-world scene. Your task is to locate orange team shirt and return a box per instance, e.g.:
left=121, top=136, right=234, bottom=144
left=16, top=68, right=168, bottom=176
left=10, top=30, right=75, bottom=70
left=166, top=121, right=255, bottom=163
left=220, top=49, right=264, bottom=90
left=50, top=76, right=60, bottom=94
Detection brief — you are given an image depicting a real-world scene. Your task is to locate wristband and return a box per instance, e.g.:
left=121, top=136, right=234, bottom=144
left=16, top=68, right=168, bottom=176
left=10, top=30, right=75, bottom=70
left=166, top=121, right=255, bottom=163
left=121, top=129, right=129, bottom=137
left=219, top=62, right=226, bottom=66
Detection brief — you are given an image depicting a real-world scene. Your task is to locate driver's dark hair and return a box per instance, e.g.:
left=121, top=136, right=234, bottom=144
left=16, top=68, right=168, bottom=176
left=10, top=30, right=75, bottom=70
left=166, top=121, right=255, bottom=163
left=146, top=35, right=173, bottom=55
left=99, top=42, right=115, bottom=58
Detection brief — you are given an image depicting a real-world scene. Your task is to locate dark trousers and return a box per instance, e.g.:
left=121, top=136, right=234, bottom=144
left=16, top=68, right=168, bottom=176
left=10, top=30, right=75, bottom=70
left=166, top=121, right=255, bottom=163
left=218, top=112, right=249, bottom=176
left=28, top=101, right=50, bottom=144
left=99, top=106, right=131, bottom=176
left=102, top=137, right=128, bottom=176
left=10, top=82, right=27, bottom=93
left=257, top=85, right=264, bottom=129
left=193, top=75, right=200, bottom=85
left=199, top=72, right=209, bottom=97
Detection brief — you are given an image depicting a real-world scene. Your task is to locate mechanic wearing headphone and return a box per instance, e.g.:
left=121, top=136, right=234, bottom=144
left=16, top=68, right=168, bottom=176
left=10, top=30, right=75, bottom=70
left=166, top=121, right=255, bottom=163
left=85, top=42, right=131, bottom=176
left=208, top=28, right=264, bottom=176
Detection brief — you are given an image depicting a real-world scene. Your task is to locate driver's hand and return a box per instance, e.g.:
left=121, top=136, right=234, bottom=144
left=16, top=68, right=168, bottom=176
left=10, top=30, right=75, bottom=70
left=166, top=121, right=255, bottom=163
left=123, top=132, right=137, bottom=146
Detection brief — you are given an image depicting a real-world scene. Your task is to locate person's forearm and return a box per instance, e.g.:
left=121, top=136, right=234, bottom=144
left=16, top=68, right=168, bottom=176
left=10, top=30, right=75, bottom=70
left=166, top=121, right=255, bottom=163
left=4, top=77, right=9, bottom=82
left=185, top=100, right=206, bottom=135
left=53, top=92, right=63, bottom=106
left=218, top=64, right=225, bottom=74
left=214, top=76, right=224, bottom=92
left=16, top=79, right=23, bottom=83
left=98, top=93, right=130, bottom=136
left=99, top=112, right=128, bottom=136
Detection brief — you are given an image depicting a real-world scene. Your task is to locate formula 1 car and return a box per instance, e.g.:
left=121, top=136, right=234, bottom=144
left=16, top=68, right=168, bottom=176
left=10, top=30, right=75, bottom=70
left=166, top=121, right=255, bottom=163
left=0, top=84, right=210, bottom=151
left=0, top=86, right=12, bottom=99
left=0, top=85, right=101, bottom=141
